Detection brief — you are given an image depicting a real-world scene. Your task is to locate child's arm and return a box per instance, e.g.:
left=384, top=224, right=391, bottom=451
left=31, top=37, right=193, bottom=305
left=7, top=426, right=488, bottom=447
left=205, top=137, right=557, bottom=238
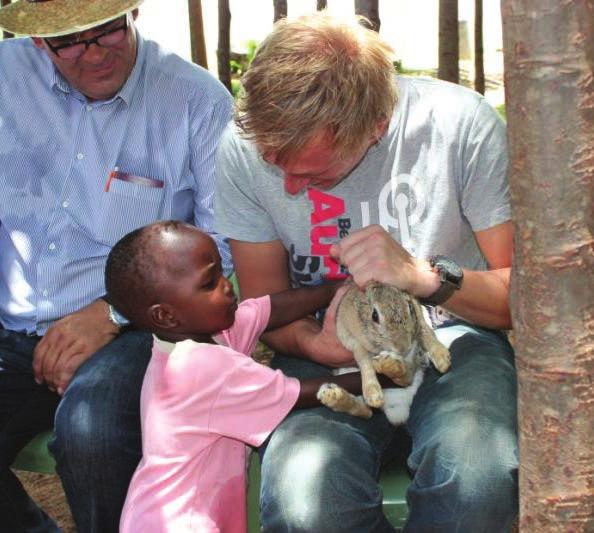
left=294, top=373, right=397, bottom=409
left=266, top=282, right=343, bottom=332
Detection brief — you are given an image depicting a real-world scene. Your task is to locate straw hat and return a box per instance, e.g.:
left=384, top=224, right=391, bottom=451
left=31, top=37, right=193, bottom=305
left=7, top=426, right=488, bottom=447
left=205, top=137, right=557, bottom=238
left=0, top=0, right=144, bottom=38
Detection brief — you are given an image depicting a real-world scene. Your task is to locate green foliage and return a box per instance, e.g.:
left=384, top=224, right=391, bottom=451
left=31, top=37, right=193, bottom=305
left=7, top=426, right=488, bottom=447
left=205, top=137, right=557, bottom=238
left=245, top=39, right=258, bottom=64
left=229, top=39, right=259, bottom=99
left=231, top=78, right=242, bottom=98
left=229, top=59, right=243, bottom=75
left=393, top=60, right=436, bottom=78
left=496, top=104, right=506, bottom=120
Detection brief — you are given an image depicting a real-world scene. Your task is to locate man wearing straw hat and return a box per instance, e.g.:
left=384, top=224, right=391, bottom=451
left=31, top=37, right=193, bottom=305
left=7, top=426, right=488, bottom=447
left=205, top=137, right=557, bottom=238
left=0, top=1, right=232, bottom=531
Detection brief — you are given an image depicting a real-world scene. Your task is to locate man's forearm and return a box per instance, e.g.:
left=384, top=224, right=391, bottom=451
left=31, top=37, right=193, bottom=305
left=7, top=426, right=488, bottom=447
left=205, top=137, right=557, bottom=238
left=261, top=316, right=322, bottom=360
left=442, top=267, right=511, bottom=329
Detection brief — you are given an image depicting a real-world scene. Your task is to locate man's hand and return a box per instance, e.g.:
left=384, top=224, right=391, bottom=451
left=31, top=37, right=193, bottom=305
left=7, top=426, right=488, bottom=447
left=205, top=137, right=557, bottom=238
left=33, top=300, right=120, bottom=395
left=306, top=284, right=355, bottom=368
left=329, top=225, right=439, bottom=299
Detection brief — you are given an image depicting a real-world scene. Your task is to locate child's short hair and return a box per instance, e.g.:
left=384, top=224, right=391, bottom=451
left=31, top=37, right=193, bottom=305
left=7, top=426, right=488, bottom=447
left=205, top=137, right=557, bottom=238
left=105, top=220, right=185, bottom=323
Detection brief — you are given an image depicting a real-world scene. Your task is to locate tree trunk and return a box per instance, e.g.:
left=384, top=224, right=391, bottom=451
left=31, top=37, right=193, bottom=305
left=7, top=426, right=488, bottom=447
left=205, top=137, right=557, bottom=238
left=317, top=0, right=327, bottom=11
left=501, top=1, right=594, bottom=531
left=474, top=0, right=485, bottom=94
left=354, top=0, right=380, bottom=32
left=438, top=0, right=459, bottom=83
left=188, top=0, right=208, bottom=69
left=217, top=0, right=232, bottom=93
left=1, top=0, right=13, bottom=39
left=273, top=0, right=287, bottom=23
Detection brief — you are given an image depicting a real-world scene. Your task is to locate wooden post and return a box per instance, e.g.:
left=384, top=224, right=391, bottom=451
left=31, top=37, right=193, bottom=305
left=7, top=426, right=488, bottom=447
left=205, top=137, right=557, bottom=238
left=273, top=0, right=287, bottom=23
left=502, top=0, right=594, bottom=531
left=354, top=0, right=380, bottom=32
left=438, top=0, right=459, bottom=84
left=188, top=0, right=208, bottom=69
left=474, top=0, right=485, bottom=94
left=217, top=0, right=231, bottom=93
left=317, top=0, right=327, bottom=11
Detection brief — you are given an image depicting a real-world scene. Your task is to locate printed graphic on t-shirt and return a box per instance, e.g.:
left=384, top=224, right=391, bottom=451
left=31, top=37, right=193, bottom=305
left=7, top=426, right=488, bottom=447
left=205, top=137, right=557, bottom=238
left=290, top=173, right=427, bottom=286
left=366, top=173, right=426, bottom=254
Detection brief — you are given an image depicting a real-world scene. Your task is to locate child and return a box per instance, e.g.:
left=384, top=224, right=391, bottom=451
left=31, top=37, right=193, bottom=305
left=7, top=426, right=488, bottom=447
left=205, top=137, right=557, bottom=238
left=106, top=221, right=365, bottom=533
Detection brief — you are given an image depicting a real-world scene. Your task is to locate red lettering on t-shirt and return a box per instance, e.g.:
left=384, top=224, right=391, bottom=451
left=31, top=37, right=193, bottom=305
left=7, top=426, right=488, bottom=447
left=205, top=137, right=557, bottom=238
left=307, top=189, right=349, bottom=281
left=310, top=225, right=337, bottom=256
left=309, top=189, right=345, bottom=225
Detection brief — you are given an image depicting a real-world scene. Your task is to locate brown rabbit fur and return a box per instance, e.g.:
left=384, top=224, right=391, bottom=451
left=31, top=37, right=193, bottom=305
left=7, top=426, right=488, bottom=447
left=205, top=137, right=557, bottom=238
left=317, top=282, right=451, bottom=425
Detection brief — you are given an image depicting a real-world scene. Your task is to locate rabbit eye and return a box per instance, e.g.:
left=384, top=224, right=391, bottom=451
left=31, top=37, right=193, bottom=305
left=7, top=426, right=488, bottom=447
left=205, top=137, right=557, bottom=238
left=371, top=308, right=380, bottom=323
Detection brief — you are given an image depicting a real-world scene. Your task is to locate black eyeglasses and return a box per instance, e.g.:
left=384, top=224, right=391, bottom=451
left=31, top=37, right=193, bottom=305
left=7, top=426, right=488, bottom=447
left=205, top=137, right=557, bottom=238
left=44, top=15, right=129, bottom=60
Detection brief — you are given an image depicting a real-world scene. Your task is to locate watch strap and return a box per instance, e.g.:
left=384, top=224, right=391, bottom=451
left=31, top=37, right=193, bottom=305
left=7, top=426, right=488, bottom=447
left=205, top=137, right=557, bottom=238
left=420, top=255, right=463, bottom=306
left=108, top=303, right=131, bottom=328
left=420, top=280, right=457, bottom=306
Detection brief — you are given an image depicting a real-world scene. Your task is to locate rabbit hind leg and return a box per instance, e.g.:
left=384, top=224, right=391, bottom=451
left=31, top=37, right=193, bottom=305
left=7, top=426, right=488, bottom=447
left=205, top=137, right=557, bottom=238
left=317, top=383, right=373, bottom=418
left=411, top=299, right=451, bottom=373
left=420, top=327, right=451, bottom=373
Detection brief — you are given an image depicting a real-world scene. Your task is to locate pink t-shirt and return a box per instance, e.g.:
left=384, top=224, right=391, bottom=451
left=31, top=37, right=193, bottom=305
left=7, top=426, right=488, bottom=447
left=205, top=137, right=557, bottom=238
left=120, top=296, right=300, bottom=533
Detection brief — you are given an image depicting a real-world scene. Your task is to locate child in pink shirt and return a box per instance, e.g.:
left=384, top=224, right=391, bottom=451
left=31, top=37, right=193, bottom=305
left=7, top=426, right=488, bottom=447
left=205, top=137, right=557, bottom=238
left=105, top=221, right=364, bottom=533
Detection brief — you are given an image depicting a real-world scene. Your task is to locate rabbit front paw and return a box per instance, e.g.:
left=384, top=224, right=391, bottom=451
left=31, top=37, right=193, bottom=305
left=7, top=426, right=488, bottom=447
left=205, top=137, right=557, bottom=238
left=362, top=381, right=384, bottom=408
left=317, top=383, right=347, bottom=407
left=317, top=383, right=373, bottom=418
left=372, top=351, right=412, bottom=386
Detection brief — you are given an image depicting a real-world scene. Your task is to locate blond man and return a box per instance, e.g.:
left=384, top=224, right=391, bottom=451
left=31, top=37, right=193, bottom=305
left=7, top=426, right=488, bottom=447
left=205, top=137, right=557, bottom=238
left=215, top=13, right=517, bottom=533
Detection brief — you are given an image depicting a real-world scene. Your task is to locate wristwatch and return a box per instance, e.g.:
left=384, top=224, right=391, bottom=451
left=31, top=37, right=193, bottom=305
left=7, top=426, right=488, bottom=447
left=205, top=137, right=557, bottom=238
left=107, top=303, right=131, bottom=329
left=420, top=255, right=464, bottom=306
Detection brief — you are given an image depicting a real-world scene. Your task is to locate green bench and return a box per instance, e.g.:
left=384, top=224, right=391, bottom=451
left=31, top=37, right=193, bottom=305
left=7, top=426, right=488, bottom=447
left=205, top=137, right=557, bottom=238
left=13, top=431, right=410, bottom=531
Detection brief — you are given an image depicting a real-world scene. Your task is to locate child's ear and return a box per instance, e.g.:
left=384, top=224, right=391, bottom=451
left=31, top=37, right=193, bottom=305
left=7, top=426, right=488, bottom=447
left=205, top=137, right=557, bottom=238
left=148, top=303, right=179, bottom=329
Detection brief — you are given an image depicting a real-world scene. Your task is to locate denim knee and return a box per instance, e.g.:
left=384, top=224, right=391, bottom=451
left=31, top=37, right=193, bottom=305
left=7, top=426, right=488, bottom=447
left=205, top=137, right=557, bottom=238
left=406, top=417, right=518, bottom=532
left=49, top=332, right=151, bottom=532
left=260, top=409, right=396, bottom=533
left=50, top=331, right=151, bottom=466
left=405, top=323, right=518, bottom=532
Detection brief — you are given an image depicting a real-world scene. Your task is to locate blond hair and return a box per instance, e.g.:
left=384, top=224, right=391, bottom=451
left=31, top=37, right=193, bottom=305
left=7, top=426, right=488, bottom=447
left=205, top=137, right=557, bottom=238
left=236, top=13, right=398, bottom=163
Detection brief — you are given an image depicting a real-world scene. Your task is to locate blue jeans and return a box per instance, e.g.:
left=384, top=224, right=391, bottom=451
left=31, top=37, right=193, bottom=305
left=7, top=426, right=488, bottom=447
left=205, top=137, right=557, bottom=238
left=0, top=327, right=152, bottom=533
left=261, top=322, right=518, bottom=532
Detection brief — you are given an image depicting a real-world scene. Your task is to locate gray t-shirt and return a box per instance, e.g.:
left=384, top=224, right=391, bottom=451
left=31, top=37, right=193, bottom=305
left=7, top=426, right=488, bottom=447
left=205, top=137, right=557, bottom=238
left=215, top=76, right=510, bottom=288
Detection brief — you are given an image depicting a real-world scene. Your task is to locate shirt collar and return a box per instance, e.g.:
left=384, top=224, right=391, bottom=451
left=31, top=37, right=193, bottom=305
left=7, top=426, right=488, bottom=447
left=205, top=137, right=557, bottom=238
left=153, top=333, right=225, bottom=353
left=153, top=335, right=176, bottom=355
left=48, top=29, right=146, bottom=105
left=117, top=29, right=145, bottom=105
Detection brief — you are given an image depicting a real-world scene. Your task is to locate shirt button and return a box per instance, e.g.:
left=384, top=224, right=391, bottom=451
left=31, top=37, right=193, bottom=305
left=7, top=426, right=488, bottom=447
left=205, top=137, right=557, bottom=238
left=62, top=200, right=69, bottom=208
left=76, top=153, right=84, bottom=160
left=86, top=105, right=93, bottom=111
left=48, top=242, right=56, bottom=250
left=42, top=290, right=49, bottom=297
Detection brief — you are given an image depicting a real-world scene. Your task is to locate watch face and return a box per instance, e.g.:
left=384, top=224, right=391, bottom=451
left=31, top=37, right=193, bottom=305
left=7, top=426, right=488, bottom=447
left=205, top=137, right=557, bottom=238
left=431, top=255, right=464, bottom=287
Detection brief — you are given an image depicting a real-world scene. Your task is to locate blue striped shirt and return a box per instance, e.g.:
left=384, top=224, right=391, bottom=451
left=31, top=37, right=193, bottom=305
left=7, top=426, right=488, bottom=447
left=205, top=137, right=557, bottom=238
left=0, top=32, right=233, bottom=334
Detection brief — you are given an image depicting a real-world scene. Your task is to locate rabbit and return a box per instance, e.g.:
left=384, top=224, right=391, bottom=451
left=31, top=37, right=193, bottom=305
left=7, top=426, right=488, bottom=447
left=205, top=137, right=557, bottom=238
left=317, top=282, right=451, bottom=425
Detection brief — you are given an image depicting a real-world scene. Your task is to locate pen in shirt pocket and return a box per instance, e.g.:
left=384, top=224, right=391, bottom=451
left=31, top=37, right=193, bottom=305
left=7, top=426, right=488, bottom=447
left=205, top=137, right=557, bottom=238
left=104, top=167, right=165, bottom=192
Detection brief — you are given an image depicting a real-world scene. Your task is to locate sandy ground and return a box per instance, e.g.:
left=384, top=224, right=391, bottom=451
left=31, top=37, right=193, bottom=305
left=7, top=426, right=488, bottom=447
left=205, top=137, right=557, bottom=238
left=13, top=470, right=75, bottom=532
